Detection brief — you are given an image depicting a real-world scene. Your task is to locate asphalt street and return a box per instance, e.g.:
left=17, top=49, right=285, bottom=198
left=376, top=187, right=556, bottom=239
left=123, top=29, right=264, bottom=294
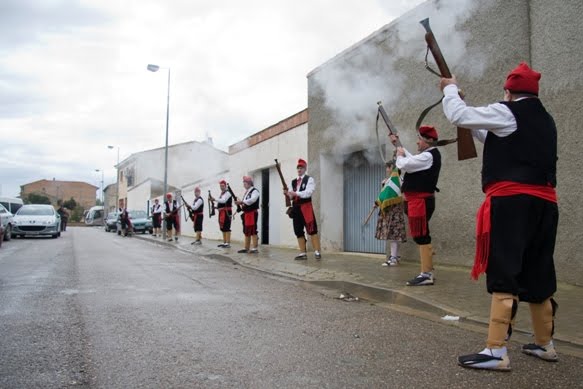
left=0, top=227, right=581, bottom=388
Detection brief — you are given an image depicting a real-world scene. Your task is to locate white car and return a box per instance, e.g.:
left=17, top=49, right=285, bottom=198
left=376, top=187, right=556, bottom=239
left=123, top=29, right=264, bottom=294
left=0, top=203, right=13, bottom=241
left=12, top=204, right=62, bottom=239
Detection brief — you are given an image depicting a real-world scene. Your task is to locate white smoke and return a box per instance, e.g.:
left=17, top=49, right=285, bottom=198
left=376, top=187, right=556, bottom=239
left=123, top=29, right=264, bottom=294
left=312, top=0, right=491, bottom=165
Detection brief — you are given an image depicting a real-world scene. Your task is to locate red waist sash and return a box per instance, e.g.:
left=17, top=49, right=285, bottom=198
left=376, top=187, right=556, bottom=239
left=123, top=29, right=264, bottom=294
left=472, top=181, right=557, bottom=280
left=404, top=192, right=433, bottom=238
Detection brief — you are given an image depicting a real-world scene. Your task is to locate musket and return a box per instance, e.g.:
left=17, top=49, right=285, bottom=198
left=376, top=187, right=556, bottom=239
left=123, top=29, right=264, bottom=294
left=226, top=184, right=242, bottom=214
left=180, top=195, right=195, bottom=221
left=274, top=159, right=292, bottom=213
left=420, top=17, right=477, bottom=161
left=207, top=190, right=216, bottom=218
left=362, top=205, right=377, bottom=226
left=377, top=101, right=403, bottom=151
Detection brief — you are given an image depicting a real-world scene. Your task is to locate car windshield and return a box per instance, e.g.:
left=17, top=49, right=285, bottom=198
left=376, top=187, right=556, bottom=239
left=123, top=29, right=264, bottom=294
left=129, top=210, right=147, bottom=218
left=16, top=206, right=54, bottom=216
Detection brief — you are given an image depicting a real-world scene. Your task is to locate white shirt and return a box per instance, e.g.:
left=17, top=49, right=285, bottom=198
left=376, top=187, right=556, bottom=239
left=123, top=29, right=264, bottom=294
left=152, top=203, right=162, bottom=214
left=216, top=191, right=232, bottom=204
left=396, top=147, right=436, bottom=173
left=192, top=197, right=203, bottom=212
left=292, top=175, right=316, bottom=199
left=242, top=186, right=259, bottom=206
left=442, top=84, right=518, bottom=144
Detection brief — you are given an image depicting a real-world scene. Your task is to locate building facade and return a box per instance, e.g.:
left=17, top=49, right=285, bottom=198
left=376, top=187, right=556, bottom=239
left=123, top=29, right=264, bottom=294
left=20, top=179, right=98, bottom=210
left=307, top=0, right=583, bottom=284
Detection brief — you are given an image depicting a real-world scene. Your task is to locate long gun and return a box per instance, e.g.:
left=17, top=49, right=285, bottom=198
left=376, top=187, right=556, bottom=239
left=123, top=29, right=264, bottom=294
left=377, top=102, right=403, bottom=149
left=207, top=190, right=216, bottom=218
left=274, top=159, right=292, bottom=213
left=226, top=184, right=242, bottom=214
left=420, top=18, right=477, bottom=161
left=180, top=195, right=195, bottom=221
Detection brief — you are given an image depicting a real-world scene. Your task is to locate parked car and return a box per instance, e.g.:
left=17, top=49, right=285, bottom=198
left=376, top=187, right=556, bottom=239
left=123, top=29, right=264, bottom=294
left=104, top=211, right=119, bottom=232
left=0, top=215, right=4, bottom=248
left=85, top=205, right=105, bottom=226
left=116, top=210, right=153, bottom=235
left=12, top=204, right=61, bottom=239
left=0, top=203, right=13, bottom=241
left=0, top=196, right=23, bottom=214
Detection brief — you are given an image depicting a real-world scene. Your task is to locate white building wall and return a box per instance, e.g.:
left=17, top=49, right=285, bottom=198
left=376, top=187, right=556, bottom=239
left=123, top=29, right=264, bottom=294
left=127, top=180, right=152, bottom=212
left=229, top=123, right=307, bottom=247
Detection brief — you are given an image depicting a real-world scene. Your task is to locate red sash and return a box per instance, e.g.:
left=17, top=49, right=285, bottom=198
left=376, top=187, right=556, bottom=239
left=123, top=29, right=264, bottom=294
left=218, top=208, right=231, bottom=228
left=472, top=181, right=557, bottom=280
left=404, top=192, right=433, bottom=238
left=299, top=202, right=316, bottom=234
left=243, top=210, right=257, bottom=236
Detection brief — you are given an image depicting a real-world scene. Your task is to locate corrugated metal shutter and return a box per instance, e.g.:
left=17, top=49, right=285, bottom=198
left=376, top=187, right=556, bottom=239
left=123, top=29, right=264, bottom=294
left=343, top=152, right=386, bottom=254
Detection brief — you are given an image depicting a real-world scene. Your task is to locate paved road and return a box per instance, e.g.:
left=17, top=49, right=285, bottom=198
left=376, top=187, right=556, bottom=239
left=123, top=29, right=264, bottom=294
left=1, top=228, right=581, bottom=388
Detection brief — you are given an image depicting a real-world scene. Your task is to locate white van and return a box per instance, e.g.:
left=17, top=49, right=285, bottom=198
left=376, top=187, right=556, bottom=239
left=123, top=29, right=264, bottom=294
left=0, top=197, right=24, bottom=214
left=85, top=206, right=105, bottom=226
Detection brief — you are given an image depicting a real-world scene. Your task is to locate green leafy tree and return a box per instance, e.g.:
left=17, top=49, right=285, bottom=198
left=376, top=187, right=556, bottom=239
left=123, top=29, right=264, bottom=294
left=24, top=192, right=52, bottom=205
left=63, top=197, right=77, bottom=210
left=70, top=206, right=84, bottom=223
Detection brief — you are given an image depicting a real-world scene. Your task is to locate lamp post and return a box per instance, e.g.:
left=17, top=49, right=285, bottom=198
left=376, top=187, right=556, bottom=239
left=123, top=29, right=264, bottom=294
left=95, top=169, right=104, bottom=204
left=107, top=145, right=120, bottom=212
left=147, top=63, right=170, bottom=240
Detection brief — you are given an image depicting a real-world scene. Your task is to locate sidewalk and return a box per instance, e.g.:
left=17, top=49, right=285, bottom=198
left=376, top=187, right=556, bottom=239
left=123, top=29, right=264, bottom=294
left=134, top=233, right=583, bottom=354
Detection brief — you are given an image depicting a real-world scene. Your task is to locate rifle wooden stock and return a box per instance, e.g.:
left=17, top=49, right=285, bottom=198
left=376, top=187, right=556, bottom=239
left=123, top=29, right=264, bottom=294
left=420, top=18, right=477, bottom=161
left=180, top=195, right=195, bottom=221
left=274, top=159, right=292, bottom=209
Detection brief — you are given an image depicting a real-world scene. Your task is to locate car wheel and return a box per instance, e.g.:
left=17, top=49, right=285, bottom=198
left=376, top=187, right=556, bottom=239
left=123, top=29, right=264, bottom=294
left=4, top=225, right=11, bottom=241
left=52, top=233, right=58, bottom=239
left=57, top=231, right=61, bottom=237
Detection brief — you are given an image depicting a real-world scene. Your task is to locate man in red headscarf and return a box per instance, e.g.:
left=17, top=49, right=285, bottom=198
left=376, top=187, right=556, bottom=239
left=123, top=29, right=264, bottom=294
left=389, top=125, right=441, bottom=286
left=440, top=62, right=559, bottom=371
left=164, top=192, right=179, bottom=242
left=284, top=158, right=322, bottom=260
left=214, top=180, right=233, bottom=248
left=235, top=176, right=260, bottom=253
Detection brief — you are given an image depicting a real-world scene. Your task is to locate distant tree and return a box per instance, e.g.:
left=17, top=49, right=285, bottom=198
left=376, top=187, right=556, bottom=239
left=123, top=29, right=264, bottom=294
left=63, top=197, right=77, bottom=210
left=24, top=192, right=51, bottom=205
left=70, top=206, right=84, bottom=223
left=95, top=198, right=103, bottom=206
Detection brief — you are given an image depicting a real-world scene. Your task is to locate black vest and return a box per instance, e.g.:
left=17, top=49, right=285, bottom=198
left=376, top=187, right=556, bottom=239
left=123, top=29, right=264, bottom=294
left=192, top=196, right=204, bottom=213
left=243, top=188, right=259, bottom=211
left=401, top=149, right=441, bottom=193
left=164, top=200, right=177, bottom=213
left=216, top=192, right=233, bottom=209
left=292, top=175, right=312, bottom=204
left=482, top=99, right=557, bottom=190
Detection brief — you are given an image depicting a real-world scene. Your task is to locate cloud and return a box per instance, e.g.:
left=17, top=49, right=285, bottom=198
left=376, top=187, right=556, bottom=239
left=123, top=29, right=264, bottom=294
left=0, top=0, right=427, bottom=198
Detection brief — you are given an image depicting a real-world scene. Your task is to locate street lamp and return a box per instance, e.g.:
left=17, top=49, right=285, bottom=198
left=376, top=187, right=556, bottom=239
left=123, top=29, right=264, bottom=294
left=107, top=145, right=120, bottom=212
left=147, top=63, right=170, bottom=240
left=95, top=169, right=104, bottom=204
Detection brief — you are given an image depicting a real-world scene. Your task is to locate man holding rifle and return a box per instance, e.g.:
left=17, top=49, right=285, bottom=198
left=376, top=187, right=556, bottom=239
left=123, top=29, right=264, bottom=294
left=164, top=192, right=179, bottom=242
left=440, top=63, right=559, bottom=371
left=284, top=158, right=322, bottom=260
left=235, top=176, right=260, bottom=254
left=188, top=187, right=204, bottom=245
left=389, top=125, right=442, bottom=286
left=213, top=180, right=233, bottom=248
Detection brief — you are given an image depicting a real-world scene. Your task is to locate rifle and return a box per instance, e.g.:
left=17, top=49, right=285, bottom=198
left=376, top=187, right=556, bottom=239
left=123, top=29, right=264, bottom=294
left=274, top=159, right=292, bottom=214
left=420, top=18, right=477, bottom=161
left=207, top=190, right=216, bottom=218
left=226, top=184, right=242, bottom=214
left=180, top=195, right=195, bottom=221
left=377, top=102, right=403, bottom=156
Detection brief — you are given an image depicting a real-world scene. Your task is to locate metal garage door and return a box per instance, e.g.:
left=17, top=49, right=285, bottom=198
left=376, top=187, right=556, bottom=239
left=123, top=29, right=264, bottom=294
left=343, top=152, right=386, bottom=254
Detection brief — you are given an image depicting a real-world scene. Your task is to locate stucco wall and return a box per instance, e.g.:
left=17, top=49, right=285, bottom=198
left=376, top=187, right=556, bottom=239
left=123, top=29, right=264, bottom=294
left=229, top=123, right=308, bottom=247
left=308, top=0, right=582, bottom=284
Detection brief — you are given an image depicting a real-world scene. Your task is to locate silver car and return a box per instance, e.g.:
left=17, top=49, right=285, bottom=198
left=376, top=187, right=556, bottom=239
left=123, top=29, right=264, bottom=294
left=12, top=204, right=62, bottom=239
left=0, top=203, right=13, bottom=241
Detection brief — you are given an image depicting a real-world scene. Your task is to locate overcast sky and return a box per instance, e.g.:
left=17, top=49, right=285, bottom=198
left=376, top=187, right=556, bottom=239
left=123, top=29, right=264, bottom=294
left=0, top=0, right=425, bottom=199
